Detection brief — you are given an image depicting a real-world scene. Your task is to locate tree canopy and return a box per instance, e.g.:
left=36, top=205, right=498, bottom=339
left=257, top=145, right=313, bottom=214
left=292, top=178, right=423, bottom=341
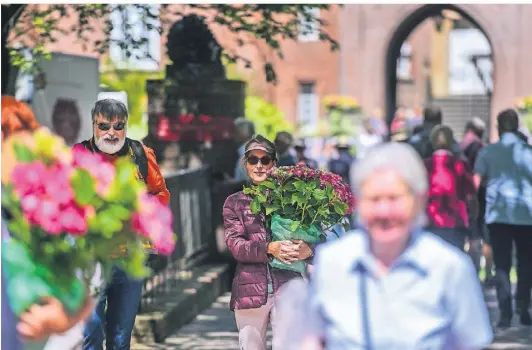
left=2, top=4, right=339, bottom=93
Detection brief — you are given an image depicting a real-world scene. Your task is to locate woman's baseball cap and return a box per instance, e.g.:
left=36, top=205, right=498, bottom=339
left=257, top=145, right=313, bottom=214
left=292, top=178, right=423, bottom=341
left=244, top=134, right=277, bottom=158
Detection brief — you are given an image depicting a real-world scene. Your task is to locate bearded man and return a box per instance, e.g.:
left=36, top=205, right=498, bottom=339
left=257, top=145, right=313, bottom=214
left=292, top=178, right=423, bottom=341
left=74, top=99, right=170, bottom=349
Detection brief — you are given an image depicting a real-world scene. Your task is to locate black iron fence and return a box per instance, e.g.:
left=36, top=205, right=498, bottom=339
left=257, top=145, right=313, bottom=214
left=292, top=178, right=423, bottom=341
left=140, top=166, right=214, bottom=312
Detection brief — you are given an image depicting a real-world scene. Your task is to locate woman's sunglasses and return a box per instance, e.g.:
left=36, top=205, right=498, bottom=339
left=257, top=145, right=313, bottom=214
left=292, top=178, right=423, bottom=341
left=95, top=121, right=126, bottom=131
left=246, top=155, right=273, bottom=166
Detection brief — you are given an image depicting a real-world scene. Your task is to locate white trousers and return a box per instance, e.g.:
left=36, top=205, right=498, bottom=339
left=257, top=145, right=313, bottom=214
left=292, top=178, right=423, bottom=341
left=234, top=294, right=279, bottom=350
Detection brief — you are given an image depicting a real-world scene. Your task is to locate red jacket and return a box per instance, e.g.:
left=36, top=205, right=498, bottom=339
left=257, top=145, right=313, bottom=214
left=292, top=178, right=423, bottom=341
left=424, top=151, right=476, bottom=229
left=223, top=191, right=300, bottom=310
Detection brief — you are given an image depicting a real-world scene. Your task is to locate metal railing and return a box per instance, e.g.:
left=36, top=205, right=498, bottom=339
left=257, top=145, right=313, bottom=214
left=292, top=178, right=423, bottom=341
left=140, top=166, right=213, bottom=312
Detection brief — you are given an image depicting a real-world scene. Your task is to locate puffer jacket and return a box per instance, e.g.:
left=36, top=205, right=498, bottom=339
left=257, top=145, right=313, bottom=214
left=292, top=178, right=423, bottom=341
left=223, top=191, right=301, bottom=311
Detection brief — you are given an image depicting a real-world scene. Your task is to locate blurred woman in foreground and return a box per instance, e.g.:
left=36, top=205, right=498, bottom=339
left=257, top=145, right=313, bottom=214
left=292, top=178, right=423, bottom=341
left=301, top=142, right=492, bottom=349
left=1, top=96, right=93, bottom=349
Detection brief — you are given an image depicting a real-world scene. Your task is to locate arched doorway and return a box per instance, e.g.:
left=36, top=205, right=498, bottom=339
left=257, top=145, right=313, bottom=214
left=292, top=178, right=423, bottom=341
left=385, top=4, right=494, bottom=139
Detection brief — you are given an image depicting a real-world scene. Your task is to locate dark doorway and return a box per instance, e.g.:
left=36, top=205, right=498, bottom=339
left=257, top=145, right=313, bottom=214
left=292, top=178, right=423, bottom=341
left=385, top=5, right=494, bottom=138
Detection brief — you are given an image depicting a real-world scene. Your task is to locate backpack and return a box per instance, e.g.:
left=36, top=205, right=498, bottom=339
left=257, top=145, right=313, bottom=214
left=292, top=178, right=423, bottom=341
left=78, top=138, right=149, bottom=183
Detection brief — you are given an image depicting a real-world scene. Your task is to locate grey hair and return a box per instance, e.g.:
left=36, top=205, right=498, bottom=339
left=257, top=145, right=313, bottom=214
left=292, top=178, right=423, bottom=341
left=351, top=142, right=428, bottom=229
left=470, top=116, right=486, bottom=131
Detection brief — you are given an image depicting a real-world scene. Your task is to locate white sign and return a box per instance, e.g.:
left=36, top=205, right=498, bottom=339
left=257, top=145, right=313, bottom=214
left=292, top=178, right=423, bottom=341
left=98, top=91, right=129, bottom=110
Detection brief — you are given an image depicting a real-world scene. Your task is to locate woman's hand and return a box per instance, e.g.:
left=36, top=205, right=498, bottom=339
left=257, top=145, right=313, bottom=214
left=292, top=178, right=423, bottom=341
left=17, top=295, right=94, bottom=341
left=292, top=240, right=313, bottom=260
left=268, top=241, right=299, bottom=264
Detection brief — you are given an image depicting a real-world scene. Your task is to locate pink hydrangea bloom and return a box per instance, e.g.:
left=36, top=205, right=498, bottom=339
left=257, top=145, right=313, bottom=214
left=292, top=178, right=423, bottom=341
left=44, top=163, right=74, bottom=205
left=33, top=197, right=62, bottom=235
left=59, top=204, right=88, bottom=235
left=131, top=193, right=175, bottom=255
left=12, top=161, right=47, bottom=197
left=72, top=146, right=115, bottom=196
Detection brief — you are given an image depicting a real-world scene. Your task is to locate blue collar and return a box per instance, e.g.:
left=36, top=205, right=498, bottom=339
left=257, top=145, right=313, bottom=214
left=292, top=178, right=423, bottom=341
left=500, top=132, right=523, bottom=145
left=351, top=228, right=429, bottom=278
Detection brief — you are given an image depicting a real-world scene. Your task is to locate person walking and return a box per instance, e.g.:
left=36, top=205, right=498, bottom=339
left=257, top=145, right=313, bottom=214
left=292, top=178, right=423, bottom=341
left=424, top=125, right=477, bottom=251
left=223, top=135, right=316, bottom=349
left=274, top=131, right=297, bottom=167
left=76, top=99, right=170, bottom=349
left=233, top=118, right=256, bottom=182
left=301, top=142, right=493, bottom=349
left=408, top=105, right=461, bottom=159
left=328, top=139, right=354, bottom=186
left=293, top=139, right=319, bottom=169
left=461, top=117, right=494, bottom=283
left=474, top=108, right=532, bottom=328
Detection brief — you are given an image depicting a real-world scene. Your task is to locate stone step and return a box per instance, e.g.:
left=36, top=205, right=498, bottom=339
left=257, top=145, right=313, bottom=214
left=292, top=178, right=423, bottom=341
left=132, top=262, right=231, bottom=346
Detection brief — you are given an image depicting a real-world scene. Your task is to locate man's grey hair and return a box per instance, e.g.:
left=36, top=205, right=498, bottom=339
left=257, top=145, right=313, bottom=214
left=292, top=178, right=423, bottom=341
left=351, top=142, right=428, bottom=229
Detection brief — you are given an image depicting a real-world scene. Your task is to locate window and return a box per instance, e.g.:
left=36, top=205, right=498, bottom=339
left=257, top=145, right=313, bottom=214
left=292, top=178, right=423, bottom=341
left=396, top=42, right=413, bottom=81
left=298, top=8, right=320, bottom=42
left=297, top=82, right=319, bottom=131
left=448, top=28, right=492, bottom=95
left=109, top=4, right=161, bottom=70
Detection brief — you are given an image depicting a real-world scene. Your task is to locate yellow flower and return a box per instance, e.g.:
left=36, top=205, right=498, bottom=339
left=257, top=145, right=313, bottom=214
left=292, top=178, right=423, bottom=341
left=33, top=127, right=72, bottom=163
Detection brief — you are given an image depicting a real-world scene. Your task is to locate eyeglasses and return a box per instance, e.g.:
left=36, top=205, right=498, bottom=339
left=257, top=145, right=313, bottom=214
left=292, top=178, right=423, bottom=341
left=246, top=155, right=273, bottom=166
left=95, top=121, right=126, bottom=131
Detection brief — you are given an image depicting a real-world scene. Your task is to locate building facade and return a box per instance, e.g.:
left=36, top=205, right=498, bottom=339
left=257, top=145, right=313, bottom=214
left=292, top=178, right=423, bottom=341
left=14, top=4, right=532, bottom=141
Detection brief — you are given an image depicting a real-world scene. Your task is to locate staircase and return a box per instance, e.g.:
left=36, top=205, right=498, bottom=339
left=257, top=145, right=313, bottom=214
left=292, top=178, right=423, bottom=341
left=432, top=95, right=491, bottom=141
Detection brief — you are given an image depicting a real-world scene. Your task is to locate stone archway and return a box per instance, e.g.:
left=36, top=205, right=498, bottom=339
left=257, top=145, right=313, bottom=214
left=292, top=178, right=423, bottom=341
left=384, top=5, right=495, bottom=132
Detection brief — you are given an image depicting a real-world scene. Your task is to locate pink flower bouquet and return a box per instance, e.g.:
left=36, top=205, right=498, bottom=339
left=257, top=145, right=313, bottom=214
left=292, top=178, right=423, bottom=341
left=243, top=163, right=356, bottom=272
left=1, top=128, right=176, bottom=316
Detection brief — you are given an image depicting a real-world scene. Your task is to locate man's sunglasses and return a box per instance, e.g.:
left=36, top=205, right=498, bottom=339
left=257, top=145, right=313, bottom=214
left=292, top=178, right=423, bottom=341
left=246, top=155, right=273, bottom=166
left=95, top=121, right=126, bottom=131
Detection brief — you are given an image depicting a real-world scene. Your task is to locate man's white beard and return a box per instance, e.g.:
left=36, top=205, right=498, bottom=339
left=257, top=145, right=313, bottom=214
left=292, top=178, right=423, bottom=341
left=95, top=134, right=126, bottom=154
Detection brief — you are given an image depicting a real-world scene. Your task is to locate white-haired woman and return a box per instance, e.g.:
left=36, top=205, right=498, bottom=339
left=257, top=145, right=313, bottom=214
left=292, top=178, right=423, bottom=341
left=300, top=142, right=493, bottom=349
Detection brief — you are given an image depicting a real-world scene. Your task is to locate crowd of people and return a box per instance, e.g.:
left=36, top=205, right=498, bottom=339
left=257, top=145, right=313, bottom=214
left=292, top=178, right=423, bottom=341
left=224, top=104, right=532, bottom=349
left=2, top=94, right=531, bottom=349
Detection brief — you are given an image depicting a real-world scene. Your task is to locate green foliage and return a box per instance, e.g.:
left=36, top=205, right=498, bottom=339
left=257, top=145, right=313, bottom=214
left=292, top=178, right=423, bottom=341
left=243, top=168, right=350, bottom=232
left=245, top=96, right=294, bottom=141
left=5, top=4, right=339, bottom=82
left=71, top=169, right=97, bottom=206
left=328, top=109, right=357, bottom=137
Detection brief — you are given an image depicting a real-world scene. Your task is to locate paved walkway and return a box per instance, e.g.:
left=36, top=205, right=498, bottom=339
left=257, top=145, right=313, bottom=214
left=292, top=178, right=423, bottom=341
left=156, top=286, right=531, bottom=350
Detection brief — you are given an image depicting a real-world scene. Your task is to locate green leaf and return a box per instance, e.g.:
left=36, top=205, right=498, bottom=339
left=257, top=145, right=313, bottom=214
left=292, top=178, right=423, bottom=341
left=96, top=211, right=123, bottom=238
left=312, top=189, right=327, bottom=201
left=318, top=206, right=330, bottom=216
left=261, top=180, right=276, bottom=189
left=265, top=205, right=280, bottom=216
left=293, top=180, right=307, bottom=191
left=107, top=204, right=131, bottom=220
left=242, top=187, right=253, bottom=195
left=333, top=202, right=348, bottom=216
left=288, top=220, right=301, bottom=232
left=13, top=143, right=36, bottom=163
left=250, top=197, right=261, bottom=214
left=71, top=169, right=96, bottom=206
left=257, top=194, right=267, bottom=203
left=291, top=192, right=306, bottom=205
